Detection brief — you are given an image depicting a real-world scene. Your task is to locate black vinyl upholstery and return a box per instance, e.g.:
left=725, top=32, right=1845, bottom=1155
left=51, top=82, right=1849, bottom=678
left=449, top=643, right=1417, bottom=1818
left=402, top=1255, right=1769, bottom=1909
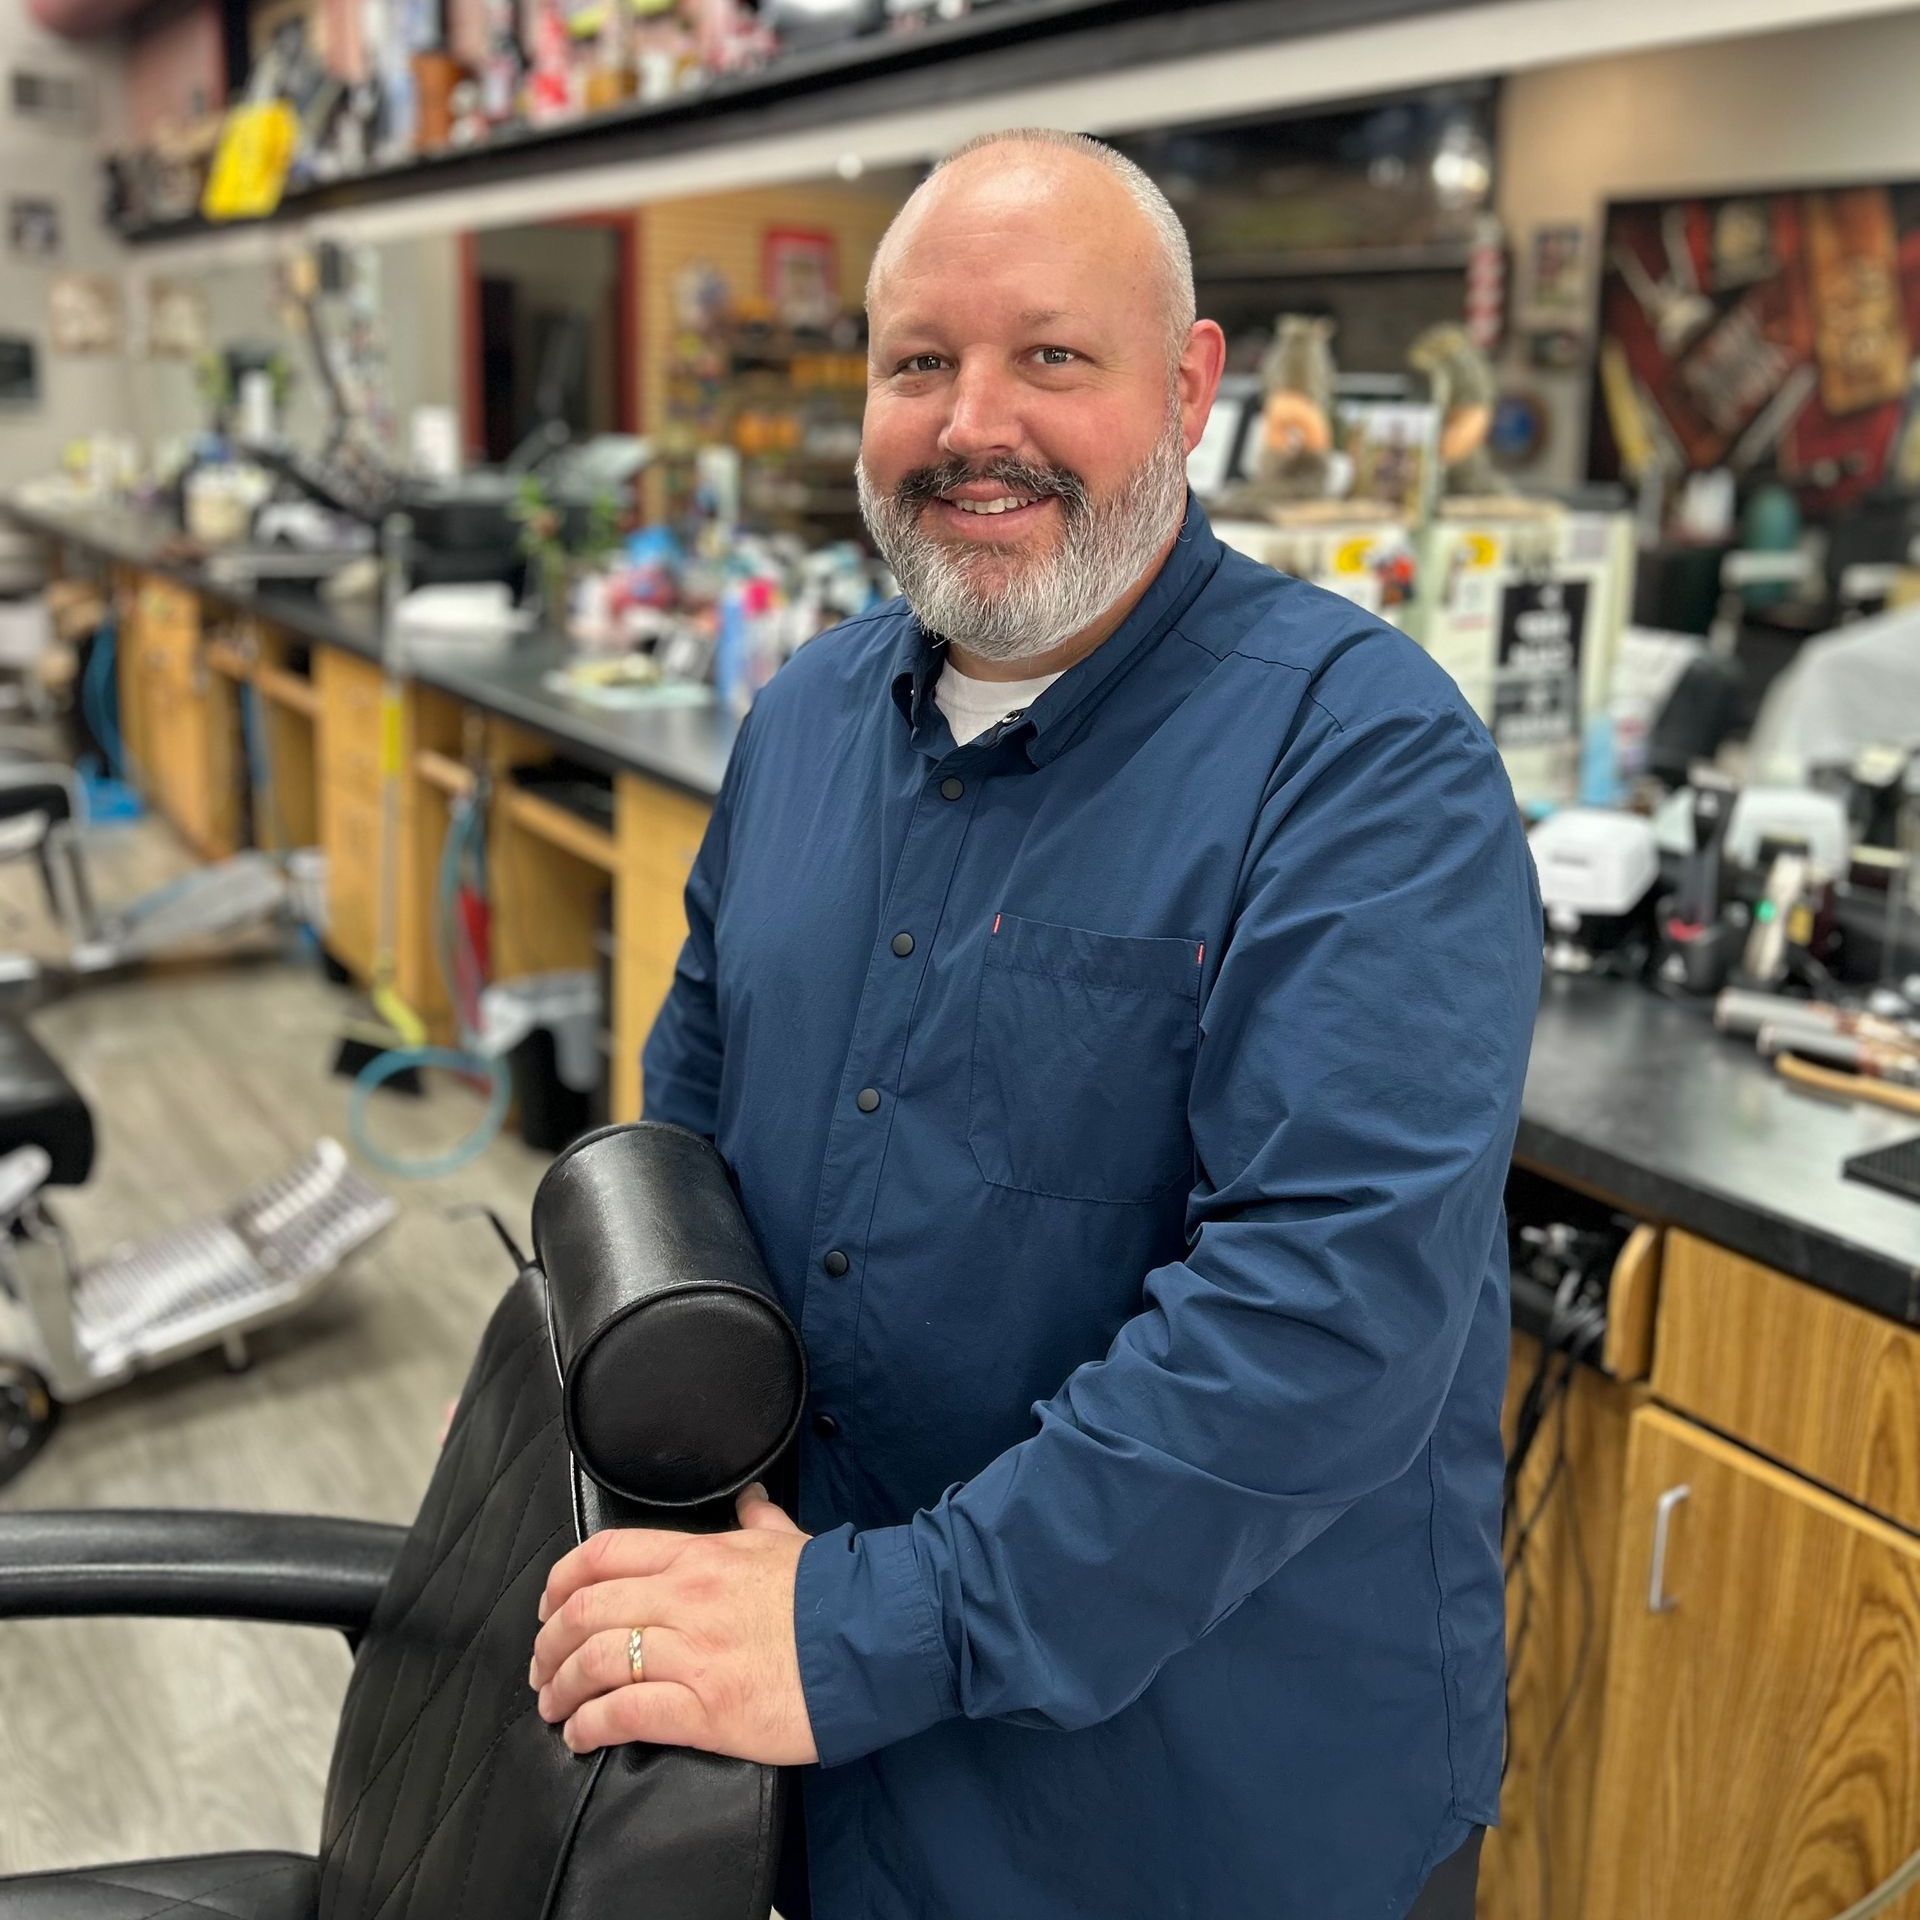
left=537, top=1122, right=804, bottom=1508
left=0, top=1511, right=401, bottom=1632
left=0, top=1018, right=94, bottom=1186
left=0, top=779, right=73, bottom=830
left=0, top=1124, right=798, bottom=1920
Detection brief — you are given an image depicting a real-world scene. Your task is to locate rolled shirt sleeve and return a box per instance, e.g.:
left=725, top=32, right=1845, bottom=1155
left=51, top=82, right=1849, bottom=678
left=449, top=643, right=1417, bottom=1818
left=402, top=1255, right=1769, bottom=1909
left=795, top=701, right=1542, bottom=1764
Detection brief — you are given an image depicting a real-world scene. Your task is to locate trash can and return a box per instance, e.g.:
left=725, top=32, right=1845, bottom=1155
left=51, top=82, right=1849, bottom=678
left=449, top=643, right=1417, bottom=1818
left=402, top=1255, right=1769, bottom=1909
left=476, top=970, right=604, bottom=1152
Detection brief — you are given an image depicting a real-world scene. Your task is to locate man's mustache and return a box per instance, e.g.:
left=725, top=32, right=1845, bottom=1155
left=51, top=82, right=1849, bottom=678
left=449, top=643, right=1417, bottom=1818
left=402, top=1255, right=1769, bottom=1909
left=891, top=459, right=1090, bottom=516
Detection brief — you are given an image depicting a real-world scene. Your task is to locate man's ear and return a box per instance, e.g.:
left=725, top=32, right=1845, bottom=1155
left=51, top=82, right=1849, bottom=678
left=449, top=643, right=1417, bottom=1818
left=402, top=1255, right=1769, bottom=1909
left=1178, top=319, right=1229, bottom=454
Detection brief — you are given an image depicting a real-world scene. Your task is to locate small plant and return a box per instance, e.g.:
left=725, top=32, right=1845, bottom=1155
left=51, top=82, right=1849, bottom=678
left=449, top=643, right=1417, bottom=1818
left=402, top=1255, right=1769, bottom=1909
left=511, top=477, right=624, bottom=631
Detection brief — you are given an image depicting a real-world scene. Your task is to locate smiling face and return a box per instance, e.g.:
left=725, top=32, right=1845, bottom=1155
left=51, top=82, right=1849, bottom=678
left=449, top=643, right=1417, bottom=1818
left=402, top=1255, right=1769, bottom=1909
left=858, top=142, right=1224, bottom=672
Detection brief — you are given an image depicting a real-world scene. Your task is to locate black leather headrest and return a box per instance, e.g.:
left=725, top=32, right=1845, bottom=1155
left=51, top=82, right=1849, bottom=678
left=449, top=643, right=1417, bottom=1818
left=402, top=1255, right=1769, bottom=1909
left=531, top=1122, right=805, bottom=1509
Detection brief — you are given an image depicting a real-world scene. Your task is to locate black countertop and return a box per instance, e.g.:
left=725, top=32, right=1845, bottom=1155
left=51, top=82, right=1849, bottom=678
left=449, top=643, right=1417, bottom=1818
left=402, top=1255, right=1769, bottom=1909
left=2, top=497, right=738, bottom=799
left=11, top=496, right=1920, bottom=1327
left=1522, top=976, right=1920, bottom=1326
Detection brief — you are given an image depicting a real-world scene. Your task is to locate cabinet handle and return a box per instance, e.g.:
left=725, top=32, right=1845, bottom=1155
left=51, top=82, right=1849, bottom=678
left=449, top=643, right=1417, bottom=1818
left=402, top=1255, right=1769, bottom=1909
left=1647, top=1483, right=1690, bottom=1613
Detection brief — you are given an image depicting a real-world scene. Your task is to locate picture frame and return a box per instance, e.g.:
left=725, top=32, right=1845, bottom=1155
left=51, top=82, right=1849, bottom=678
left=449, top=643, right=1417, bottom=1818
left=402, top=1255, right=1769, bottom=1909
left=0, top=335, right=40, bottom=407
left=763, top=228, right=838, bottom=330
left=7, top=197, right=61, bottom=262
left=48, top=273, right=121, bottom=355
left=1529, top=224, right=1586, bottom=318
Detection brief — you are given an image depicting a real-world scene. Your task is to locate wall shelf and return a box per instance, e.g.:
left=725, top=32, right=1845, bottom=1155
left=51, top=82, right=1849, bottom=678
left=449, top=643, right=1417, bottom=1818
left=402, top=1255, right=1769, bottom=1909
left=113, top=0, right=1467, bottom=248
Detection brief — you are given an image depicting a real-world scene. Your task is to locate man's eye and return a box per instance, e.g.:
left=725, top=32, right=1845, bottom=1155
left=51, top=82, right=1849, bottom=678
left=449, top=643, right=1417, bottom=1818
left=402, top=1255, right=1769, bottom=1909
left=1035, top=347, right=1078, bottom=367
left=896, top=354, right=946, bottom=375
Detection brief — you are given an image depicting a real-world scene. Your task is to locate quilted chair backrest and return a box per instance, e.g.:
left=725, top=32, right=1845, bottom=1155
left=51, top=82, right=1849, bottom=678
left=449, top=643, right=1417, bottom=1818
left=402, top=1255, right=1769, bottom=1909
left=314, top=1125, right=806, bottom=1920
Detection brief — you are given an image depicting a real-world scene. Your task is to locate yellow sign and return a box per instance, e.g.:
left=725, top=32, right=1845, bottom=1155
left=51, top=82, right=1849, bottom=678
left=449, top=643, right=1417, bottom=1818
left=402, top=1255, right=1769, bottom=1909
left=1332, top=537, right=1377, bottom=575
left=203, top=102, right=298, bottom=222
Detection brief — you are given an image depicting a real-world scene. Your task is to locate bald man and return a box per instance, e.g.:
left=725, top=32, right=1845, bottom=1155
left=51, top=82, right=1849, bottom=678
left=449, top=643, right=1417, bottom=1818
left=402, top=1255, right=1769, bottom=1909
left=530, top=130, right=1540, bottom=1919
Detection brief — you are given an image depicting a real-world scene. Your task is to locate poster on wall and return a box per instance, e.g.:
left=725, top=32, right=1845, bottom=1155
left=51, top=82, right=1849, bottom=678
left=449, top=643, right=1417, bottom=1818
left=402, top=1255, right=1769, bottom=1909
left=48, top=273, right=121, bottom=355
left=1588, top=181, right=1920, bottom=512
left=7, top=198, right=61, bottom=261
left=1493, top=577, right=1588, bottom=754
left=1528, top=223, right=1585, bottom=317
left=763, top=229, right=838, bottom=331
left=146, top=278, right=210, bottom=359
left=0, top=336, right=39, bottom=407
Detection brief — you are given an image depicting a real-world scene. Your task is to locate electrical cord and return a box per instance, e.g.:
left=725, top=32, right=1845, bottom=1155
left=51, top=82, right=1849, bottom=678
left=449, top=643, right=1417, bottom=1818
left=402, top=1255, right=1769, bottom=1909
left=348, top=785, right=509, bottom=1179
left=1830, top=1845, right=1920, bottom=1920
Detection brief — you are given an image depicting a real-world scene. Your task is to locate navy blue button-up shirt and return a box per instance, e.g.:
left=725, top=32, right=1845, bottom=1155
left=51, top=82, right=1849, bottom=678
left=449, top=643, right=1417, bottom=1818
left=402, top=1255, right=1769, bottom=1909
left=642, top=498, right=1541, bottom=1920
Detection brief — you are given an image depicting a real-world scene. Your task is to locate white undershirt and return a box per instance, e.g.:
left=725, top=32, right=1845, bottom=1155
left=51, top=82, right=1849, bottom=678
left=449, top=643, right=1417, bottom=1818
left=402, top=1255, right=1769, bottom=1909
left=933, top=660, right=1065, bottom=746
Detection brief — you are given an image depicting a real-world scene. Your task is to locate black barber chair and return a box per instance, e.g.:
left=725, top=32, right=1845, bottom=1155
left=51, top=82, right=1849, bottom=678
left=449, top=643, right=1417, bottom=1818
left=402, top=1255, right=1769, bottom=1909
left=0, top=1123, right=807, bottom=1920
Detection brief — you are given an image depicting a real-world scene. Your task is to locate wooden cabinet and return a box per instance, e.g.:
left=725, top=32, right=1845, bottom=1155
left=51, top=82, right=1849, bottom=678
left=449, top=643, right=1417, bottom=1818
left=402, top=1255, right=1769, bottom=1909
left=612, top=775, right=710, bottom=1122
left=1655, top=1232, right=1920, bottom=1535
left=1584, top=1408, right=1920, bottom=1920
left=115, top=580, right=239, bottom=860
left=1483, top=1357, right=1643, bottom=1920
left=1484, top=1225, right=1662, bottom=1920
left=316, top=648, right=390, bottom=984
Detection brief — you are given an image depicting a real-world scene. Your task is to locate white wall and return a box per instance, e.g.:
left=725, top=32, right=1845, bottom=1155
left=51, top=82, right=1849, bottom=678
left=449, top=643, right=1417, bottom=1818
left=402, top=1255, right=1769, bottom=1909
left=124, top=235, right=464, bottom=464
left=0, top=9, right=133, bottom=488
left=381, top=233, right=462, bottom=424
left=1498, top=7, right=1920, bottom=483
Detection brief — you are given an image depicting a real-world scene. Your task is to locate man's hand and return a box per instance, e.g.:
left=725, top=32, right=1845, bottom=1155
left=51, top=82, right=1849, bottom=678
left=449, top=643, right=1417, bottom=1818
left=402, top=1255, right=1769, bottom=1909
left=529, top=1484, right=818, bottom=1765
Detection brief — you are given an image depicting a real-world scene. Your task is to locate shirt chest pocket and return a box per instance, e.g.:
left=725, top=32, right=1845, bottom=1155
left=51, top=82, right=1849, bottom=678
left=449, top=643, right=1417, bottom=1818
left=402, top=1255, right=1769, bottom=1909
left=968, top=914, right=1202, bottom=1205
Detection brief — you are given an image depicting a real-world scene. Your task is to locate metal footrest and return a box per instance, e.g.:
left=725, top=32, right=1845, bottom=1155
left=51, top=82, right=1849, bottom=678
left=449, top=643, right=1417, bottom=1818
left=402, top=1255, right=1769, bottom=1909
left=92, top=852, right=290, bottom=959
left=71, top=1139, right=395, bottom=1374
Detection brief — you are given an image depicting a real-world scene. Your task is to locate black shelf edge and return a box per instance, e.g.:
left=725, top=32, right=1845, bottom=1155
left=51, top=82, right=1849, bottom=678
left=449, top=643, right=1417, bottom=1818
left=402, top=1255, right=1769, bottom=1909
left=116, top=0, right=1486, bottom=247
left=1193, top=242, right=1478, bottom=281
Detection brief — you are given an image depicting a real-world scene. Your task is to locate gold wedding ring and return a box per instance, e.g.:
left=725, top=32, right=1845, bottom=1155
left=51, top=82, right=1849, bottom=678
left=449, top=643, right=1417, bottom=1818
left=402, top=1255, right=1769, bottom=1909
left=627, top=1626, right=645, bottom=1685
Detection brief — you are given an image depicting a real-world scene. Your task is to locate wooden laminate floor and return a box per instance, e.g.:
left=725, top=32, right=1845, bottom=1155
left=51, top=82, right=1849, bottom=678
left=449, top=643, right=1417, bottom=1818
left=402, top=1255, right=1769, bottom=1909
left=0, top=815, right=554, bottom=1877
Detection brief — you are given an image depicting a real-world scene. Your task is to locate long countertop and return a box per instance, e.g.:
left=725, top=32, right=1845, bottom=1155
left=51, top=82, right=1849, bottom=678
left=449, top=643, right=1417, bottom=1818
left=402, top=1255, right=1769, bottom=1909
left=2, top=497, right=739, bottom=800
left=11, top=495, right=1920, bottom=1328
left=1520, top=976, right=1919, bottom=1326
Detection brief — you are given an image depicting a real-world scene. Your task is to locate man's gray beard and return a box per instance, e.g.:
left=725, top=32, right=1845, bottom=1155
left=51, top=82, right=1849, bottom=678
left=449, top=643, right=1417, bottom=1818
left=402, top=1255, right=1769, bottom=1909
left=855, top=410, right=1190, bottom=666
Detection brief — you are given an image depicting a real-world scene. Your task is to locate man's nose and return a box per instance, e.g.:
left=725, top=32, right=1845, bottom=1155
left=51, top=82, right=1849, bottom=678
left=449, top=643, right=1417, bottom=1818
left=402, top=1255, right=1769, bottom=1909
left=937, top=362, right=1023, bottom=464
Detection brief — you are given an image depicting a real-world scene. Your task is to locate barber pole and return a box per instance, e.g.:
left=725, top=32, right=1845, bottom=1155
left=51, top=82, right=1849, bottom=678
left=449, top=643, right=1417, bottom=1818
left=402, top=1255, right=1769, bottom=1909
left=1466, top=216, right=1506, bottom=354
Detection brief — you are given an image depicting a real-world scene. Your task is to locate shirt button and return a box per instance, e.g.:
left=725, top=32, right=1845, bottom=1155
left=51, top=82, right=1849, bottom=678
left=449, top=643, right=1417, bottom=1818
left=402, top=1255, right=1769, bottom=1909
left=939, top=776, right=965, bottom=801
left=812, top=1412, right=841, bottom=1440
left=891, top=931, right=915, bottom=957
left=855, top=1087, right=881, bottom=1113
left=822, top=1249, right=849, bottom=1277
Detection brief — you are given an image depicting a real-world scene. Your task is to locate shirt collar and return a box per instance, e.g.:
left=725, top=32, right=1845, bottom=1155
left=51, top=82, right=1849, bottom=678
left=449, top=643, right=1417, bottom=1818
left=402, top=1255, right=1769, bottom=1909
left=888, top=493, right=1223, bottom=764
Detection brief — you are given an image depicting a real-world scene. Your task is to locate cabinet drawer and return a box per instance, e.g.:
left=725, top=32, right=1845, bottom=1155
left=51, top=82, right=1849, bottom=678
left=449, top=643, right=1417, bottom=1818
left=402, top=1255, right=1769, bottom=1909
left=322, top=745, right=384, bottom=805
left=1653, top=1231, right=1920, bottom=1533
left=143, top=626, right=197, bottom=688
left=139, top=580, right=198, bottom=645
left=321, top=788, right=380, bottom=976
left=317, top=650, right=389, bottom=795
left=1586, top=1408, right=1920, bottom=1920
left=617, top=776, right=710, bottom=887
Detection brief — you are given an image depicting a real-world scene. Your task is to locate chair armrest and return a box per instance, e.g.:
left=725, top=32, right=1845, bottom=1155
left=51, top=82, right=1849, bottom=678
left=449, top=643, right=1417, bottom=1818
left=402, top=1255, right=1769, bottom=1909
left=0, top=1509, right=404, bottom=1636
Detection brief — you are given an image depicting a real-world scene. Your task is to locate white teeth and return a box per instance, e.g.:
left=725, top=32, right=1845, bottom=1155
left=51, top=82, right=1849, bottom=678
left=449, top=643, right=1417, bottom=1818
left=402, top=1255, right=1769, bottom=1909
left=949, top=496, right=1031, bottom=515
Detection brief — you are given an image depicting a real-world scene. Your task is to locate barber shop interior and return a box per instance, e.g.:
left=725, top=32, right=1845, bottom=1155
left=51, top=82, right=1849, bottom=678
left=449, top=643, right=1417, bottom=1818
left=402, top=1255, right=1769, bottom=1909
left=2, top=0, right=1920, bottom=1915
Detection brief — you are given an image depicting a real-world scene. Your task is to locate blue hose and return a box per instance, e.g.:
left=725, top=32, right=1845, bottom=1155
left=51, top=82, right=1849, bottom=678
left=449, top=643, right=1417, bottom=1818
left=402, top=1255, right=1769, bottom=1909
left=82, top=611, right=124, bottom=777
left=348, top=788, right=510, bottom=1180
left=349, top=1044, right=511, bottom=1181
